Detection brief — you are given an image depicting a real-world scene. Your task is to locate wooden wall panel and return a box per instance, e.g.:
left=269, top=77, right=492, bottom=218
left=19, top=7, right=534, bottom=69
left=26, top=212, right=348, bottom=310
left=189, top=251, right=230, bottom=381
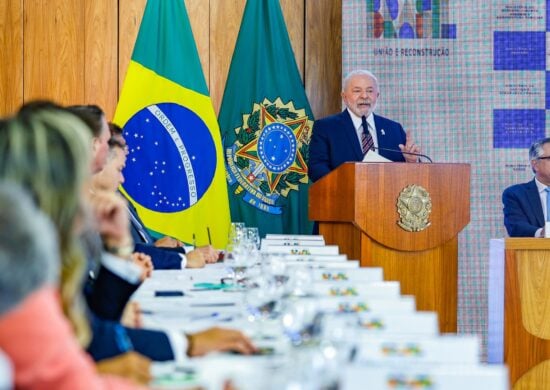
left=0, top=0, right=23, bottom=116
left=118, top=0, right=146, bottom=105
left=280, top=0, right=304, bottom=79
left=209, top=0, right=246, bottom=114
left=84, top=0, right=117, bottom=119
left=2, top=0, right=341, bottom=123
left=185, top=0, right=209, bottom=90
left=305, top=0, right=342, bottom=119
left=23, top=0, right=85, bottom=105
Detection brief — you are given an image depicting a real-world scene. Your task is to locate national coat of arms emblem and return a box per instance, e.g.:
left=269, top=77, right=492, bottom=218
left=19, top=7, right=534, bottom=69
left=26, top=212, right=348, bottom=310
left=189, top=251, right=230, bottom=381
left=225, top=98, right=312, bottom=214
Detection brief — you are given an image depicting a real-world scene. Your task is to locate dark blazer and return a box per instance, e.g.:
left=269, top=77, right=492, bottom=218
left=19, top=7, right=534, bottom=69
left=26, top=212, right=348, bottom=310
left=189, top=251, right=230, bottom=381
left=308, top=109, right=406, bottom=182
left=87, top=315, right=175, bottom=362
left=81, top=229, right=139, bottom=321
left=503, top=179, right=544, bottom=237
left=85, top=265, right=140, bottom=321
left=127, top=201, right=186, bottom=270
left=82, top=245, right=177, bottom=361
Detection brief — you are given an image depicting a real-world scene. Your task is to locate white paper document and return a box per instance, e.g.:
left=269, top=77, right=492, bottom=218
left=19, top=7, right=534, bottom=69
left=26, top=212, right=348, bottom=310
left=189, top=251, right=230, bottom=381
left=362, top=150, right=391, bottom=162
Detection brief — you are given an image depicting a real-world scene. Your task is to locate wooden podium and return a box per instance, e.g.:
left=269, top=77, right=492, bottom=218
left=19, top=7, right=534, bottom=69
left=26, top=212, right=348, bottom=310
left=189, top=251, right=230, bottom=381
left=309, top=162, right=470, bottom=332
left=504, top=238, right=550, bottom=389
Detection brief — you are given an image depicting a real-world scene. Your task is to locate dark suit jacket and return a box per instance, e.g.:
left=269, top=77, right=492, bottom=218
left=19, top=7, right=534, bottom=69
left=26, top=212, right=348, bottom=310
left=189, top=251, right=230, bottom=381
left=81, top=246, right=176, bottom=361
left=308, top=109, right=406, bottom=182
left=503, top=179, right=544, bottom=237
left=127, top=201, right=186, bottom=270
left=87, top=315, right=175, bottom=362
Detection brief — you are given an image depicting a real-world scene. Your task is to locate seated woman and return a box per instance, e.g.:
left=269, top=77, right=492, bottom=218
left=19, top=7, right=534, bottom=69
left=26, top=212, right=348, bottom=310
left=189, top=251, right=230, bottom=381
left=0, top=183, right=148, bottom=388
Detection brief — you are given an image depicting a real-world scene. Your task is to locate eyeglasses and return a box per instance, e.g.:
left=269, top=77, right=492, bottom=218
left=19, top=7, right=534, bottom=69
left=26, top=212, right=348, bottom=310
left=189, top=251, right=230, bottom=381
left=538, top=156, right=550, bottom=160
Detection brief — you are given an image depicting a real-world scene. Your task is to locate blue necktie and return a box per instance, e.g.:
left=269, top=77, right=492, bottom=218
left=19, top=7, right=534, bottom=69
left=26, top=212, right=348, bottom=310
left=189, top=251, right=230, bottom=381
left=545, top=188, right=550, bottom=222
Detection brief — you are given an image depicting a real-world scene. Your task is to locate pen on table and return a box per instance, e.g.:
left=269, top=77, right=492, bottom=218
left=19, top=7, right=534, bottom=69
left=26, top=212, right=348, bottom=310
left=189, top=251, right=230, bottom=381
left=207, top=226, right=212, bottom=245
left=190, top=312, right=234, bottom=322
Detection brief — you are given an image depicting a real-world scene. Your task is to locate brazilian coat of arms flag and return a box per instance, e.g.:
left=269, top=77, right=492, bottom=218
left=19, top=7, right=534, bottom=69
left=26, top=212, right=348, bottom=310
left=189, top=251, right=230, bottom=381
left=113, top=0, right=230, bottom=248
left=218, top=0, right=314, bottom=237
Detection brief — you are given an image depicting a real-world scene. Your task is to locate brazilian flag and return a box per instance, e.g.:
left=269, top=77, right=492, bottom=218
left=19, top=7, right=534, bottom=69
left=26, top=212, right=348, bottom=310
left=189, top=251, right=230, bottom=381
left=114, top=0, right=229, bottom=247
left=219, top=0, right=314, bottom=237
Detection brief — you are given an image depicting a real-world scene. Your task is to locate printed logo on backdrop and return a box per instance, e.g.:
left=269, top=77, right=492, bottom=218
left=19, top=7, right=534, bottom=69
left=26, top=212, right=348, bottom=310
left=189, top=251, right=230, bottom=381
left=225, top=98, right=311, bottom=214
left=369, top=0, right=456, bottom=39
left=122, top=102, right=217, bottom=212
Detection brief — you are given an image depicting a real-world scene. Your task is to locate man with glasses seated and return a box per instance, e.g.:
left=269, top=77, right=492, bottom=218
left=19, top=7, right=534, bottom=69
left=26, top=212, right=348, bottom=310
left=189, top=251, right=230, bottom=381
left=503, top=137, right=550, bottom=237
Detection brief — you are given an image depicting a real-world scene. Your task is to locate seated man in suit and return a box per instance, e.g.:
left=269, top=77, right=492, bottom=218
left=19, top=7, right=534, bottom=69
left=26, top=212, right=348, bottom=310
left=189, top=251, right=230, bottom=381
left=308, top=69, right=422, bottom=182
left=503, top=137, right=550, bottom=237
left=94, top=127, right=218, bottom=269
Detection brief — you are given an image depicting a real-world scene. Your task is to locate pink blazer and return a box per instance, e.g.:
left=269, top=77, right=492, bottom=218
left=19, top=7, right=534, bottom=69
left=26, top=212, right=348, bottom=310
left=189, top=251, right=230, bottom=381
left=0, top=287, right=143, bottom=389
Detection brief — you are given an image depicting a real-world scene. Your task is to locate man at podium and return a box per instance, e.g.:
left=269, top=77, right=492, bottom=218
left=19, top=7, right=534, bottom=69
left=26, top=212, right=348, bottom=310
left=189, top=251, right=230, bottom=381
left=503, top=137, right=550, bottom=237
left=308, top=69, right=422, bottom=182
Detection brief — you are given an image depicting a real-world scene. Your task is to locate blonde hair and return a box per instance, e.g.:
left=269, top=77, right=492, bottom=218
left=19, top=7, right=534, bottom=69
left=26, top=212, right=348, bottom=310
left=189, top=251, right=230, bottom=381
left=0, top=105, right=92, bottom=346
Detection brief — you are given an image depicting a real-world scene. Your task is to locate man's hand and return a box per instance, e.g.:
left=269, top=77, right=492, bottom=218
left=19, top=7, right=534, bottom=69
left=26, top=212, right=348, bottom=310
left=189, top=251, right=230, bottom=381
left=131, top=252, right=153, bottom=280
left=121, top=301, right=143, bottom=329
left=96, top=351, right=152, bottom=385
left=193, top=245, right=220, bottom=264
left=186, top=327, right=257, bottom=357
left=154, top=236, right=182, bottom=248
left=186, top=250, right=206, bottom=268
left=398, top=130, right=422, bottom=163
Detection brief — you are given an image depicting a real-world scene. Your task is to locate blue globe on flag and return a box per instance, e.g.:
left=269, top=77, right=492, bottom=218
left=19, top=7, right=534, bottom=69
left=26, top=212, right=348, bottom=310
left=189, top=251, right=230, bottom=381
left=122, top=102, right=217, bottom=213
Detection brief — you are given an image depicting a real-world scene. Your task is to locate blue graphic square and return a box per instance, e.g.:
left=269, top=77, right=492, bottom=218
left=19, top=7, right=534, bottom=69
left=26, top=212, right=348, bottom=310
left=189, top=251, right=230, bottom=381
left=493, top=109, right=546, bottom=148
left=494, top=32, right=545, bottom=71
left=423, top=0, right=431, bottom=11
left=547, top=72, right=550, bottom=109
left=441, top=24, right=456, bottom=39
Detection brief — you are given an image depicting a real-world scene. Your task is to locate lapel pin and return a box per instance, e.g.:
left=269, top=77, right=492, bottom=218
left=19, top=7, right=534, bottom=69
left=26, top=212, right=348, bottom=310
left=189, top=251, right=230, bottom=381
left=381, top=129, right=385, bottom=135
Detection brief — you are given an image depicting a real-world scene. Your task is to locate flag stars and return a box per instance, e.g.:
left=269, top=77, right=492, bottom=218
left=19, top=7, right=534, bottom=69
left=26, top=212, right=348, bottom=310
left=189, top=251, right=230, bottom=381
left=134, top=133, right=139, bottom=138
left=154, top=141, right=159, bottom=146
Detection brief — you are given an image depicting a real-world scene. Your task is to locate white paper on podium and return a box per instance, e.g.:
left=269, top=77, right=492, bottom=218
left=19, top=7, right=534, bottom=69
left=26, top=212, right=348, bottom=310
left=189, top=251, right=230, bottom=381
left=362, top=150, right=391, bottom=162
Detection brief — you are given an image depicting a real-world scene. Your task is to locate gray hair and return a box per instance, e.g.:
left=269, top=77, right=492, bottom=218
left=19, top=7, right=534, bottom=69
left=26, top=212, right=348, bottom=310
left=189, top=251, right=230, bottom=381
left=529, top=137, right=550, bottom=161
left=342, top=69, right=379, bottom=91
left=0, top=183, right=59, bottom=315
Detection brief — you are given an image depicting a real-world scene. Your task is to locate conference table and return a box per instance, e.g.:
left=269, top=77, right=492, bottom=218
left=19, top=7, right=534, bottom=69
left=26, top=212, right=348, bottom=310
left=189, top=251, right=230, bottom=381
left=131, top=237, right=508, bottom=389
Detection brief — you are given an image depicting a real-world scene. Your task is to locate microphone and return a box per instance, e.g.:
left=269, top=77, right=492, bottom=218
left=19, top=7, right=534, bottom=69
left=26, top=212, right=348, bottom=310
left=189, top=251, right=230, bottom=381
left=372, top=146, right=433, bottom=163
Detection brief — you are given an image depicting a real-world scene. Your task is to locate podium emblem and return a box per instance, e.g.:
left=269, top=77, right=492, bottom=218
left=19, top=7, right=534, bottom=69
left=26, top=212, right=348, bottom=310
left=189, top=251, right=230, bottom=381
left=397, top=185, right=432, bottom=232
